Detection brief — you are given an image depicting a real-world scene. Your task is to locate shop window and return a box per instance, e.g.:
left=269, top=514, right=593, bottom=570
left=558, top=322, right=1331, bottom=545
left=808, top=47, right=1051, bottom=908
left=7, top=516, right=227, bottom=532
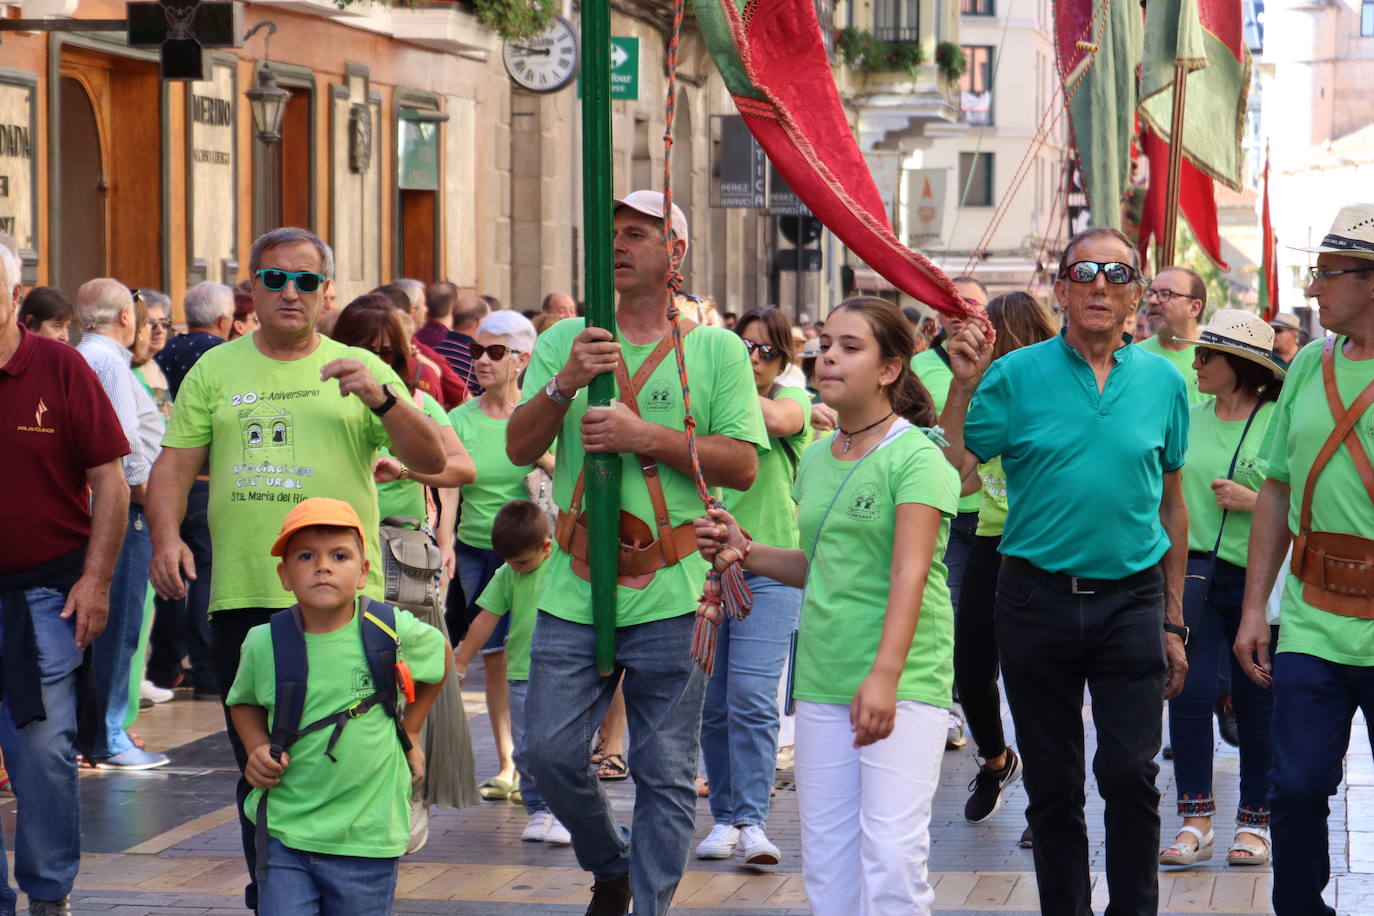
left=959, top=152, right=995, bottom=207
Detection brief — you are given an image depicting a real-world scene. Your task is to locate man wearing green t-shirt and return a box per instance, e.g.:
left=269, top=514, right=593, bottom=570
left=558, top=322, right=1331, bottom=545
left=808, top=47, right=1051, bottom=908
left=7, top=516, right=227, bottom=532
left=508, top=191, right=766, bottom=916
left=1138, top=265, right=1209, bottom=406
left=146, top=227, right=445, bottom=911
left=937, top=227, right=1191, bottom=916
left=1234, top=203, right=1374, bottom=916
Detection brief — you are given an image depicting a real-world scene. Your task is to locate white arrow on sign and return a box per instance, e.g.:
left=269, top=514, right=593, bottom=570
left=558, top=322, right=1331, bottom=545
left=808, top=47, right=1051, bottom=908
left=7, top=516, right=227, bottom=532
left=611, top=42, right=629, bottom=69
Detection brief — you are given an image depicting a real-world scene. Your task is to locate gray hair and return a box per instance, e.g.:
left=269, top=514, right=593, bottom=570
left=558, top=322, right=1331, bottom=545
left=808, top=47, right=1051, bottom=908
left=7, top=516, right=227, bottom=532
left=477, top=309, right=537, bottom=354
left=183, top=281, right=234, bottom=328
left=394, top=278, right=425, bottom=314
left=76, top=278, right=134, bottom=330
left=135, top=288, right=172, bottom=314
left=0, top=244, right=18, bottom=295
left=249, top=227, right=335, bottom=279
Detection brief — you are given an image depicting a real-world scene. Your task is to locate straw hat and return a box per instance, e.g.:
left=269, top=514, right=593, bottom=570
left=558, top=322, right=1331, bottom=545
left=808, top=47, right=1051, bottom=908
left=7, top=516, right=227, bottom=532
left=1290, top=203, right=1374, bottom=261
left=1175, top=309, right=1286, bottom=377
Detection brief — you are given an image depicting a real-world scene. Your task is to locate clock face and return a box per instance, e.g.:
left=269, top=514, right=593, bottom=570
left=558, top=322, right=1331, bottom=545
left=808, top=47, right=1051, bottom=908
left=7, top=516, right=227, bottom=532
left=503, top=15, right=580, bottom=93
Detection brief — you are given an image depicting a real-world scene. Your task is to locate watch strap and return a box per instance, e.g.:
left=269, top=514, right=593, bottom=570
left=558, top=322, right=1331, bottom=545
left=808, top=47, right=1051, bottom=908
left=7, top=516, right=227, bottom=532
left=370, top=386, right=398, bottom=417
left=1163, top=623, right=1189, bottom=645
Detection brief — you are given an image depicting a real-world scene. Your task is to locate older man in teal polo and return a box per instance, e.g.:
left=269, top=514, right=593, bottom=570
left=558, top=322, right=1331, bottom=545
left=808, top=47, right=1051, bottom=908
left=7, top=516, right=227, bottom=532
left=936, top=226, right=1191, bottom=916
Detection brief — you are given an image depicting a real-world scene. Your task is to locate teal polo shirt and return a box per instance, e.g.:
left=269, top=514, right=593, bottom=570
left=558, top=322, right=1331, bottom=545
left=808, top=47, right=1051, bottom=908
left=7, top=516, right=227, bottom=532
left=964, top=329, right=1189, bottom=579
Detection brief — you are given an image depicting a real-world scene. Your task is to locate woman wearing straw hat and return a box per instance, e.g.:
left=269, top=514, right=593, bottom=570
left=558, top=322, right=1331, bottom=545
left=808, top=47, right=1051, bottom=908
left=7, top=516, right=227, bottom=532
left=1159, top=309, right=1285, bottom=869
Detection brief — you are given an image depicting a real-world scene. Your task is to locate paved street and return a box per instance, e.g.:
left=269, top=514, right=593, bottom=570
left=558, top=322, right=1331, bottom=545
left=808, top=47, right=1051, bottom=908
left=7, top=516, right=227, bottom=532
left=6, top=666, right=1370, bottom=914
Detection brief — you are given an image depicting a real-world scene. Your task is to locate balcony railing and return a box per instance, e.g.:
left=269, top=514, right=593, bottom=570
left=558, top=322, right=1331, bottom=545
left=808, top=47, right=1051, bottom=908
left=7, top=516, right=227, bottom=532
left=872, top=26, right=920, bottom=43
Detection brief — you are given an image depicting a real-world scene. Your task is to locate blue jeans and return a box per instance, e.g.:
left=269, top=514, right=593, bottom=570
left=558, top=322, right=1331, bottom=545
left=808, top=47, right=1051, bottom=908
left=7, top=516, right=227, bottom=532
left=257, top=836, right=398, bottom=915
left=1167, top=556, right=1273, bottom=822
left=700, top=573, right=801, bottom=827
left=453, top=541, right=508, bottom=653
left=1268, top=652, right=1374, bottom=916
left=507, top=679, right=547, bottom=814
left=943, top=510, right=978, bottom=615
left=525, top=611, right=706, bottom=916
left=89, top=505, right=151, bottom=757
left=0, top=585, right=84, bottom=911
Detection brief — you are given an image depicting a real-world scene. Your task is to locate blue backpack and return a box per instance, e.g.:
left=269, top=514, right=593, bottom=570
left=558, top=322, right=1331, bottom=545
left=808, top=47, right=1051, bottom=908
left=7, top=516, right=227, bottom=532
left=254, top=598, right=412, bottom=885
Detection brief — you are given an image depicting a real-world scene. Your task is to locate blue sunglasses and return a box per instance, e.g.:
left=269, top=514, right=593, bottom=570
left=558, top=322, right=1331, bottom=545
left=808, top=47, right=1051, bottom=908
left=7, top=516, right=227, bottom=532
left=256, top=269, right=326, bottom=293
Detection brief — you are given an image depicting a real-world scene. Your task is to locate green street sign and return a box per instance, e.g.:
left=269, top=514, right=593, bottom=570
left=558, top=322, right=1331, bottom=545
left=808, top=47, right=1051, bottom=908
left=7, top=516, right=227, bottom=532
left=609, top=36, right=638, bottom=100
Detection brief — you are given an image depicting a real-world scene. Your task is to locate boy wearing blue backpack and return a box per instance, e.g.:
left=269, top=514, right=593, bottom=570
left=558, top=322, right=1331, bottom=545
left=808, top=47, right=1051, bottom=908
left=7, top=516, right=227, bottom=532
left=227, top=497, right=449, bottom=915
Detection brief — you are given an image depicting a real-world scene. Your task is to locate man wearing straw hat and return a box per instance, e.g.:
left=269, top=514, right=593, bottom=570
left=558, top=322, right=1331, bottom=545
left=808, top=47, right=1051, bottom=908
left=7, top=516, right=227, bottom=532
left=1235, top=202, right=1374, bottom=916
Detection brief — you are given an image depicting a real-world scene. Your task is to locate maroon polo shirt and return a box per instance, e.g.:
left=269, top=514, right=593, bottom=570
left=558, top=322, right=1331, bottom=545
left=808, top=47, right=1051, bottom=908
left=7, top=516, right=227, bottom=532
left=1, top=325, right=130, bottom=574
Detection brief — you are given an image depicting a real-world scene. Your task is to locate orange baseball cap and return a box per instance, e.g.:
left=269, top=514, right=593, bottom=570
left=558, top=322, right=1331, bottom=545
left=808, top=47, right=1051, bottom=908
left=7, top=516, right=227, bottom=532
left=270, top=497, right=367, bottom=557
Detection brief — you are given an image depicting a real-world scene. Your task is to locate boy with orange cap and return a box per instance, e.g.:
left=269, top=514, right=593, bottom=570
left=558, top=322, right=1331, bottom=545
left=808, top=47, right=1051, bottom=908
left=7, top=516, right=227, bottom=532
left=227, top=497, right=450, bottom=914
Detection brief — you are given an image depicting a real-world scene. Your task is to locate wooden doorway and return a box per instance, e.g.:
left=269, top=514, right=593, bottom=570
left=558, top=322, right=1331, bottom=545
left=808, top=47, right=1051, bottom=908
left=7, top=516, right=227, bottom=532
left=253, top=75, right=315, bottom=237
left=55, top=46, right=163, bottom=294
left=399, top=189, right=436, bottom=282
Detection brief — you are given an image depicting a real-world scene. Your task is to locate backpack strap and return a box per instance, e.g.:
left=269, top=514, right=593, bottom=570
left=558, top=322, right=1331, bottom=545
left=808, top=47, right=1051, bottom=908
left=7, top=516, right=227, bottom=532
left=257, top=605, right=310, bottom=892
left=359, top=597, right=413, bottom=755
left=1299, top=337, right=1374, bottom=536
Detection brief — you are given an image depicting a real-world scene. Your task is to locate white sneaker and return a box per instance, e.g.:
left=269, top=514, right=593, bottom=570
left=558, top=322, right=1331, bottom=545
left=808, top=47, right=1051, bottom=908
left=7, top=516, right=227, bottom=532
left=140, top=680, right=174, bottom=704
left=522, top=811, right=553, bottom=842
left=739, top=825, right=781, bottom=866
left=695, top=824, right=739, bottom=859
left=946, top=707, right=967, bottom=750
left=544, top=816, right=572, bottom=845
left=406, top=799, right=430, bottom=854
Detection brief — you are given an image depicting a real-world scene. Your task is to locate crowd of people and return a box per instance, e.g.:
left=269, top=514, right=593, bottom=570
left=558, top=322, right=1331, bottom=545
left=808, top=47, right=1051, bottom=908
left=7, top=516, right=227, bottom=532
left=0, top=196, right=1371, bottom=916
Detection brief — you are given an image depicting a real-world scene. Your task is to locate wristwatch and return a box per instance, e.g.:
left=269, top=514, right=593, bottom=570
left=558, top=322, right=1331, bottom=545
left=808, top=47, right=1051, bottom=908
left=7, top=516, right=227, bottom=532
left=1164, top=623, right=1190, bottom=645
left=370, top=387, right=398, bottom=417
left=545, top=373, right=573, bottom=404
left=398, top=465, right=411, bottom=481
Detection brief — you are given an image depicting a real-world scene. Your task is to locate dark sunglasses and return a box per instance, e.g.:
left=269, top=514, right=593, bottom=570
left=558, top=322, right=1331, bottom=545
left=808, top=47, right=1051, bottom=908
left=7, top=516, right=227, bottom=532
left=256, top=268, right=326, bottom=293
left=1062, top=261, right=1139, bottom=285
left=146, top=318, right=171, bottom=330
left=371, top=345, right=399, bottom=361
left=470, top=343, right=515, bottom=361
left=1196, top=347, right=1216, bottom=365
left=743, top=339, right=781, bottom=362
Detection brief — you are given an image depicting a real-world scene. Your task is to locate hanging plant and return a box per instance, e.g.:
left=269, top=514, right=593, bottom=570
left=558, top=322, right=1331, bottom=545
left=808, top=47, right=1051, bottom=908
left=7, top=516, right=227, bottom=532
left=472, top=0, right=558, bottom=42
left=935, top=42, right=967, bottom=83
left=836, top=27, right=926, bottom=75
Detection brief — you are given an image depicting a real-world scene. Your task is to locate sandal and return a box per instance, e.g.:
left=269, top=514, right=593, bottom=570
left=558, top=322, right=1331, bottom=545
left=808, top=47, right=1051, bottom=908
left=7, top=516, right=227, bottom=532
left=596, top=753, right=629, bottom=781
left=1227, top=825, right=1271, bottom=866
left=1159, top=825, right=1215, bottom=866
left=479, top=775, right=516, bottom=800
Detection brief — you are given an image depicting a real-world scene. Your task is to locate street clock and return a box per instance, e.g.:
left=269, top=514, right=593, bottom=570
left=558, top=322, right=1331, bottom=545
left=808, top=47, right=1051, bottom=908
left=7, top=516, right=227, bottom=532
left=503, top=16, right=579, bottom=94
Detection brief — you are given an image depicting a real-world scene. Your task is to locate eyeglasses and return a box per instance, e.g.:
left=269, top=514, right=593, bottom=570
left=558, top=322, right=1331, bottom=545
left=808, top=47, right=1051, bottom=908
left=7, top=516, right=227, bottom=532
left=742, top=339, right=781, bottom=362
left=1196, top=347, right=1215, bottom=365
left=1061, top=261, right=1139, bottom=285
left=145, top=318, right=171, bottom=330
left=470, top=343, right=518, bottom=361
left=1307, top=266, right=1374, bottom=285
left=1143, top=287, right=1195, bottom=303
left=255, top=268, right=327, bottom=293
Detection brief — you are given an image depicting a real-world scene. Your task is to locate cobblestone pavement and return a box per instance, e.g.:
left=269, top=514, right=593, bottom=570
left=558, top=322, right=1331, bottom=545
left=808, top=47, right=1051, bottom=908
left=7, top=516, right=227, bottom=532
left=6, top=667, right=1371, bottom=914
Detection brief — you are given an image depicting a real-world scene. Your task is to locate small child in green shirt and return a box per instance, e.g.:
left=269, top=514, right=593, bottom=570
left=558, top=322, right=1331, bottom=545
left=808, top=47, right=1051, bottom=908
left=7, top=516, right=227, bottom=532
left=227, top=497, right=450, bottom=915
left=453, top=499, right=568, bottom=844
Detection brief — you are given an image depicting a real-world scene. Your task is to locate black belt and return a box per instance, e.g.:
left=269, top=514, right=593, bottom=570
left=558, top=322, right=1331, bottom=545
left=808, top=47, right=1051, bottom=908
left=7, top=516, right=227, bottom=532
left=1003, top=555, right=1159, bottom=596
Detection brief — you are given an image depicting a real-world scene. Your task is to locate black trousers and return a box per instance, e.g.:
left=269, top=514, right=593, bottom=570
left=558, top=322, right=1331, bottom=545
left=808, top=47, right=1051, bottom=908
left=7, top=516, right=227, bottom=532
left=954, top=534, right=1006, bottom=760
left=148, top=480, right=217, bottom=691
left=211, top=607, right=278, bottom=913
left=996, top=560, right=1167, bottom=916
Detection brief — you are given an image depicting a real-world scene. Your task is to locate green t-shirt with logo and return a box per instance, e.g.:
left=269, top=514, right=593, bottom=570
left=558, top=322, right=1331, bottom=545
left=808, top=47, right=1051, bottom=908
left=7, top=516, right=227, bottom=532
left=723, top=385, right=812, bottom=549
left=447, top=399, right=535, bottom=551
left=974, top=457, right=1008, bottom=537
left=912, top=346, right=982, bottom=514
left=163, top=334, right=404, bottom=613
left=225, top=600, right=446, bottom=857
left=791, top=423, right=959, bottom=707
left=1138, top=334, right=1208, bottom=406
left=1266, top=338, right=1374, bottom=667
left=1182, top=400, right=1276, bottom=567
left=475, top=560, right=549, bottom=681
left=521, top=318, right=768, bottom=628
left=377, top=392, right=450, bottom=527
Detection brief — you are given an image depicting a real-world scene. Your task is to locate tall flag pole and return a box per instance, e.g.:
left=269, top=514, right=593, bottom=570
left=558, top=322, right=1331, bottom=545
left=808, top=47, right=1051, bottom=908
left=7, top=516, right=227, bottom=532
left=1259, top=139, right=1279, bottom=321
left=581, top=0, right=621, bottom=676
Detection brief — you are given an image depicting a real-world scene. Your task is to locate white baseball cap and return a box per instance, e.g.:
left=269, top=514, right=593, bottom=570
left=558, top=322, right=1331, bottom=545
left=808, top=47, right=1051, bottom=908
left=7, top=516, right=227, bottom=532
left=614, top=190, right=689, bottom=250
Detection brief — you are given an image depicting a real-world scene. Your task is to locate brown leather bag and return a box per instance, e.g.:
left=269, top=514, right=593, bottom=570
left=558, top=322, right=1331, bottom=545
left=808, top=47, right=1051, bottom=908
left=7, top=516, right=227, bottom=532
left=554, top=320, right=700, bottom=590
left=1290, top=337, right=1374, bottom=618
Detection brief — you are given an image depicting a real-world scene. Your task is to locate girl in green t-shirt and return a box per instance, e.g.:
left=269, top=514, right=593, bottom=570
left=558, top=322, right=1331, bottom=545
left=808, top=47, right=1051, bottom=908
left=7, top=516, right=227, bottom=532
left=696, top=308, right=811, bottom=866
left=695, top=297, right=958, bottom=915
left=1160, top=310, right=1285, bottom=869
left=952, top=292, right=1056, bottom=831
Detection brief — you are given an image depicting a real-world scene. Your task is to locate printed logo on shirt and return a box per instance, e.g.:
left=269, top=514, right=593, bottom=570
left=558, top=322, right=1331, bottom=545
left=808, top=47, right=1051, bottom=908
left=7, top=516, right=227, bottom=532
left=351, top=661, right=377, bottom=700
left=16, top=395, right=55, bottom=434
left=643, top=379, right=676, bottom=412
left=240, top=403, right=295, bottom=456
left=228, top=399, right=313, bottom=505
left=1235, top=453, right=1264, bottom=481
left=846, top=483, right=883, bottom=521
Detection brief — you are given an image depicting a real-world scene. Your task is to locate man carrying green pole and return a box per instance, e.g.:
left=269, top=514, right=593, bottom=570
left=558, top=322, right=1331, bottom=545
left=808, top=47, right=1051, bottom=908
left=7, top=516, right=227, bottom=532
left=506, top=21, right=767, bottom=907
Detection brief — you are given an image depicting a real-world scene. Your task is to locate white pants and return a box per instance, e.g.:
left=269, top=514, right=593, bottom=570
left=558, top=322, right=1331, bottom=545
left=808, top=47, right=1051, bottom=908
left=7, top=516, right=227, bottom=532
left=794, top=699, right=945, bottom=916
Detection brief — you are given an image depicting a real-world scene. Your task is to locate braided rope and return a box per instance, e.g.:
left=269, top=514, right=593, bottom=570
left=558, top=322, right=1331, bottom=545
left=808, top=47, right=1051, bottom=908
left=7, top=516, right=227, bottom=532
left=659, top=0, right=752, bottom=674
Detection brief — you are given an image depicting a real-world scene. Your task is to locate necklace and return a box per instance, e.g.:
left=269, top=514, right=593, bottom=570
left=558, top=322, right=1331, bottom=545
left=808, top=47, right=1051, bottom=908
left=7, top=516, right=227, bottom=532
left=837, top=412, right=894, bottom=453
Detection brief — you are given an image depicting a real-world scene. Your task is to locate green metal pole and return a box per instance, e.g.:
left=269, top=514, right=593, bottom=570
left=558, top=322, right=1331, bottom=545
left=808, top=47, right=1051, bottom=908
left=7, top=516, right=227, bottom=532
left=581, top=0, right=620, bottom=676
